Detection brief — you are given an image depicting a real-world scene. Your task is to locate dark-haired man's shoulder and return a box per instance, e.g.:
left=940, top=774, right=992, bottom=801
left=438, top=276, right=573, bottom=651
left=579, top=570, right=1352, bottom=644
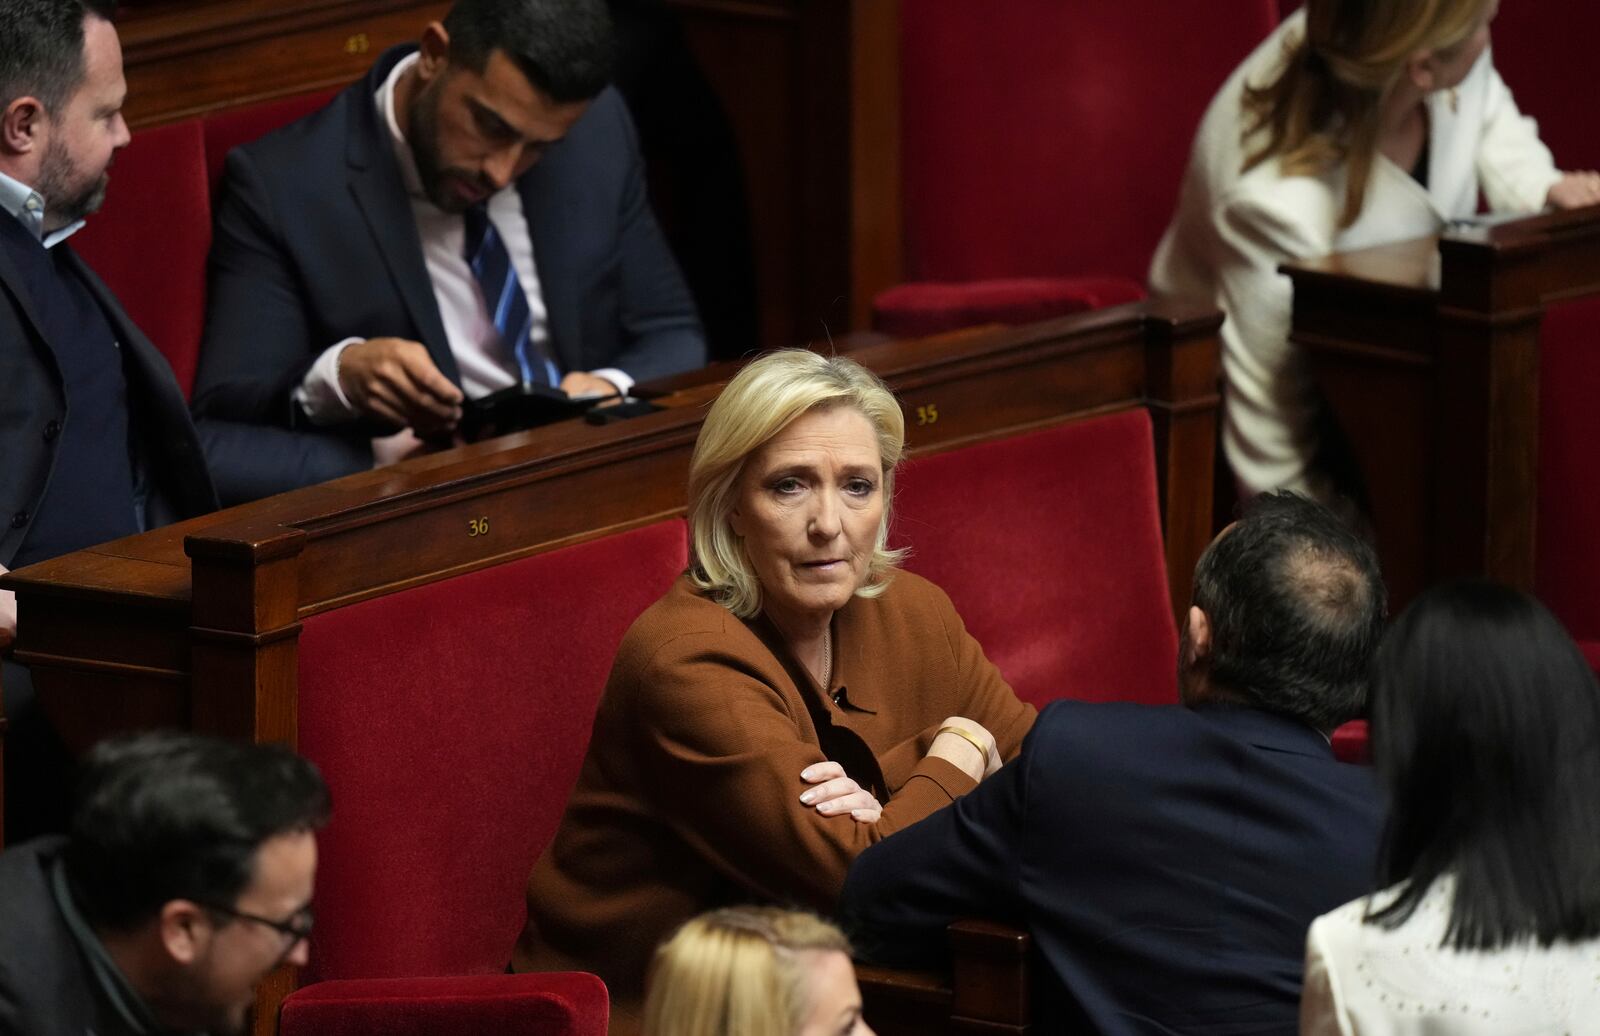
left=0, top=838, right=108, bottom=1036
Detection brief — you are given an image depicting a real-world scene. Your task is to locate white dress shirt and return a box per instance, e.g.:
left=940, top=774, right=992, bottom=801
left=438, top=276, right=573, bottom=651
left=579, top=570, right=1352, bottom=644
left=295, top=54, right=629, bottom=462
left=0, top=169, right=86, bottom=249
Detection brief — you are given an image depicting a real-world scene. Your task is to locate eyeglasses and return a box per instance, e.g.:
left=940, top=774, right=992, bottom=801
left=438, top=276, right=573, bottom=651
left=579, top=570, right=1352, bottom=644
left=201, top=903, right=315, bottom=945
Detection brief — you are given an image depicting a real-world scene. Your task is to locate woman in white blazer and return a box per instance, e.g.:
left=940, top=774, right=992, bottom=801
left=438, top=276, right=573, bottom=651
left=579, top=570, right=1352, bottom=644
left=1149, top=0, right=1600, bottom=498
left=1300, top=581, right=1600, bottom=1035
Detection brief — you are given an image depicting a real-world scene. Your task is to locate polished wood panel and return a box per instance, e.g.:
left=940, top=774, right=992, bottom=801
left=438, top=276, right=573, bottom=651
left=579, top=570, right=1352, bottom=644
left=6, top=303, right=1220, bottom=749
left=672, top=0, right=901, bottom=345
left=119, top=0, right=450, bottom=127
left=860, top=920, right=1030, bottom=1036
left=1284, top=204, right=1600, bottom=608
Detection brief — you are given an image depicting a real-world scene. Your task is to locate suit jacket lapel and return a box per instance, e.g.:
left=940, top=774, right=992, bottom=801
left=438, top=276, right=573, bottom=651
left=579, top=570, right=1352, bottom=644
left=62, top=247, right=182, bottom=413
left=60, top=246, right=219, bottom=512
left=519, top=167, right=579, bottom=373
left=343, top=51, right=460, bottom=384
left=0, top=225, right=60, bottom=380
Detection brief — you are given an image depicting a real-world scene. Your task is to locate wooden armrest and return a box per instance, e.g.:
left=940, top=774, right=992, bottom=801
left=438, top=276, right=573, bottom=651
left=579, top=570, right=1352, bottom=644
left=948, top=919, right=1030, bottom=1028
left=857, top=919, right=1031, bottom=1035
left=857, top=963, right=952, bottom=1036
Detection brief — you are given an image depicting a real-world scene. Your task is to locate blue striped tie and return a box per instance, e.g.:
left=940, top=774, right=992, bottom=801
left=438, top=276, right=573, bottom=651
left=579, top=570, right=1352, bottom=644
left=463, top=203, right=560, bottom=387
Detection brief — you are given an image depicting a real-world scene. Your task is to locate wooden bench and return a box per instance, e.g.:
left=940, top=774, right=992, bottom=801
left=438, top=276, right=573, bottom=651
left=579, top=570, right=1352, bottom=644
left=2, top=302, right=1221, bottom=1034
left=1284, top=204, right=1600, bottom=658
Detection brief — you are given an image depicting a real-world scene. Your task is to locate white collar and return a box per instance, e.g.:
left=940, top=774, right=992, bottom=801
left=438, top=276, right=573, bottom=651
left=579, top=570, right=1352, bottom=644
left=0, top=168, right=86, bottom=248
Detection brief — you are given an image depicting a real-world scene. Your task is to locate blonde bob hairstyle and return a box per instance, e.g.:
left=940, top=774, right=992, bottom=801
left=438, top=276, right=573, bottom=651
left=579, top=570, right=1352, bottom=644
left=1242, top=0, right=1492, bottom=227
left=642, top=906, right=854, bottom=1036
left=687, top=349, right=906, bottom=619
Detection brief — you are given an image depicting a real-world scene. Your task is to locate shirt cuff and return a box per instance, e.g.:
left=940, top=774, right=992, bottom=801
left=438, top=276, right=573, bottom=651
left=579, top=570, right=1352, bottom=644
left=586, top=367, right=634, bottom=399
left=293, top=338, right=364, bottom=424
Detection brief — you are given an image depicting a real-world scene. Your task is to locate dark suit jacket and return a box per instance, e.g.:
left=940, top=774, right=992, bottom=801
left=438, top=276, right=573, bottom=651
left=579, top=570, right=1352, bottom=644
left=840, top=700, right=1383, bottom=1036
left=0, top=838, right=144, bottom=1036
left=192, top=46, right=707, bottom=503
left=0, top=239, right=216, bottom=570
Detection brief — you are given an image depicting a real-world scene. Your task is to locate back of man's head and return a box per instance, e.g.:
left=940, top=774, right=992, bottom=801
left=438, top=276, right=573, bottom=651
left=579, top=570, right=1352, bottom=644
left=64, top=731, right=331, bottom=932
left=442, top=0, right=614, bottom=103
left=0, top=0, right=117, bottom=114
left=1190, top=491, right=1386, bottom=729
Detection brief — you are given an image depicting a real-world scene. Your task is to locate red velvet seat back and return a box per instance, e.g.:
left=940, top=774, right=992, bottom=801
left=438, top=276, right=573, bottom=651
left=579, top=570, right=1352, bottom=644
left=201, top=89, right=338, bottom=193
left=898, top=0, right=1278, bottom=285
left=280, top=974, right=609, bottom=1036
left=294, top=519, right=688, bottom=981
left=1487, top=5, right=1600, bottom=172
left=70, top=119, right=210, bottom=397
left=1535, top=296, right=1600, bottom=656
left=891, top=410, right=1178, bottom=707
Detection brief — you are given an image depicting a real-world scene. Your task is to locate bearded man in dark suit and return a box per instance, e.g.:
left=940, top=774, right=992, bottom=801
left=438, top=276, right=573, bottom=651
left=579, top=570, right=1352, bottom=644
left=192, top=0, right=706, bottom=504
left=0, top=0, right=216, bottom=842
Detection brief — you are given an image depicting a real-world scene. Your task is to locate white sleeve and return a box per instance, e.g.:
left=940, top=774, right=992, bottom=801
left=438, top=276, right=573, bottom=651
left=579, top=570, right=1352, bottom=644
left=584, top=367, right=636, bottom=398
left=1300, top=916, right=1356, bottom=1036
left=1476, top=60, right=1561, bottom=214
left=1211, top=184, right=1335, bottom=495
left=292, top=338, right=364, bottom=424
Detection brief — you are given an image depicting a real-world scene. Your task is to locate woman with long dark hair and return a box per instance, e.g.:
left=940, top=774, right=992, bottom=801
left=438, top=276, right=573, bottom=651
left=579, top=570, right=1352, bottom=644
left=1300, top=580, right=1600, bottom=1033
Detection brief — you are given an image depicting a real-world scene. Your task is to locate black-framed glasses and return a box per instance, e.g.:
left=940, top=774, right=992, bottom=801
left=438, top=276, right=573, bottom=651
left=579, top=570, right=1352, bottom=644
left=201, top=902, right=315, bottom=945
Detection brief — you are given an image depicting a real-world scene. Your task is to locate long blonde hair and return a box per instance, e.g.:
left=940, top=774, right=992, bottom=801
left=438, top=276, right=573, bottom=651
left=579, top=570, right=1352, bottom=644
left=1241, top=0, right=1490, bottom=227
left=642, top=907, right=854, bottom=1036
left=687, top=349, right=907, bottom=619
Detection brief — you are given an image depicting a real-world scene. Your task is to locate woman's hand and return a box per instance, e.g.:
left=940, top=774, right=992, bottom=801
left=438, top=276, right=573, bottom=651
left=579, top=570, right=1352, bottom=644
left=928, top=716, right=1001, bottom=782
left=799, top=761, right=883, bottom=823
left=1548, top=170, right=1600, bottom=210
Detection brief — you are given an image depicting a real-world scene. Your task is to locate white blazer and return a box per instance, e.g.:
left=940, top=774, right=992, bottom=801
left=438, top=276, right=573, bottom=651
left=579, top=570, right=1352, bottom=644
left=1148, top=9, right=1561, bottom=497
left=1301, top=878, right=1600, bottom=1035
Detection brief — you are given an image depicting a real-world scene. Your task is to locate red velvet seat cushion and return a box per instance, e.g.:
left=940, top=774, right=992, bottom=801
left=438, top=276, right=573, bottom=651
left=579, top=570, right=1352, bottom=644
left=295, top=519, right=688, bottom=981
left=280, top=973, right=608, bottom=1036
left=898, top=0, right=1278, bottom=286
left=1330, top=720, right=1369, bottom=765
left=872, top=277, right=1145, bottom=338
left=891, top=410, right=1178, bottom=708
left=70, top=119, right=210, bottom=397
left=201, top=89, right=338, bottom=193
left=1535, top=297, right=1600, bottom=649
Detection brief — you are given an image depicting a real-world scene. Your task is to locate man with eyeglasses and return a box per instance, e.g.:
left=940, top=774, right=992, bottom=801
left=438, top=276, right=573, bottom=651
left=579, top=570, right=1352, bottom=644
left=0, top=731, right=329, bottom=1036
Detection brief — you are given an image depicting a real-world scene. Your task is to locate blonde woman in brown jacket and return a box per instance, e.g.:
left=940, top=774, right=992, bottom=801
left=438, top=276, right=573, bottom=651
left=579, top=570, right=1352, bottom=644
left=513, top=350, right=1035, bottom=1032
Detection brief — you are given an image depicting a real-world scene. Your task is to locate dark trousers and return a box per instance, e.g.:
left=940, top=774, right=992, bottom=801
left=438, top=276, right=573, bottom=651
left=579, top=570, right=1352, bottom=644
left=2, top=659, right=75, bottom=844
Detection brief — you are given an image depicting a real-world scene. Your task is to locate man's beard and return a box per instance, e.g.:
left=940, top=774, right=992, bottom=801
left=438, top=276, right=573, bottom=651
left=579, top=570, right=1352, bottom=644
left=407, top=76, right=489, bottom=213
left=35, top=133, right=109, bottom=233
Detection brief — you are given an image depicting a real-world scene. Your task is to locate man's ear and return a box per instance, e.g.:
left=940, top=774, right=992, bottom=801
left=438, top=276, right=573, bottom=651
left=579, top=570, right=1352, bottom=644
left=417, top=21, right=452, bottom=81
left=1186, top=605, right=1212, bottom=662
left=159, top=900, right=210, bottom=966
left=0, top=97, right=46, bottom=157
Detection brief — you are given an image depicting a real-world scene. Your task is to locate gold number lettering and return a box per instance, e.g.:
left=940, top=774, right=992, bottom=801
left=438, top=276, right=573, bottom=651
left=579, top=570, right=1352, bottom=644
left=344, top=33, right=371, bottom=55
left=916, top=403, right=940, bottom=426
left=468, top=517, right=490, bottom=537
